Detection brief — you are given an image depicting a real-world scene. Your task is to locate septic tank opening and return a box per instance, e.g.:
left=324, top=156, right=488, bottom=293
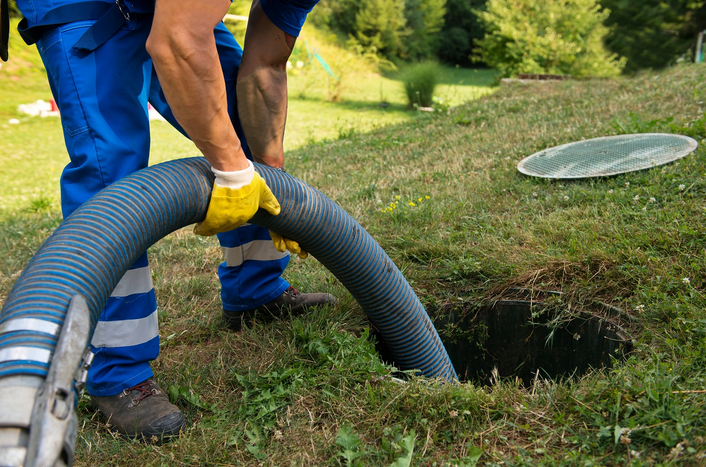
left=374, top=292, right=633, bottom=386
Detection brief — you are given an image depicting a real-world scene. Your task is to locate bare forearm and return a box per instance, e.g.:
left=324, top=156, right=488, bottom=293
left=236, top=0, right=294, bottom=168
left=237, top=68, right=287, bottom=167
left=147, top=0, right=249, bottom=171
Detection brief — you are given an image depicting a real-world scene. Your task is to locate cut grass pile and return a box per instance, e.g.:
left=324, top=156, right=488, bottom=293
left=2, top=18, right=706, bottom=466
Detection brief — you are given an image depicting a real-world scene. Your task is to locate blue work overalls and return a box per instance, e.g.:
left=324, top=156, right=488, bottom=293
left=30, top=11, right=290, bottom=396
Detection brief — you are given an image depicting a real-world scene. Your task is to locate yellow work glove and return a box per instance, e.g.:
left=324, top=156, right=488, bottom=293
left=270, top=231, right=308, bottom=259
left=194, top=161, right=281, bottom=236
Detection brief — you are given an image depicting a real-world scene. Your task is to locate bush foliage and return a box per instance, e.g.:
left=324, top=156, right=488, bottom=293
left=349, top=0, right=408, bottom=57
left=403, top=0, right=447, bottom=59
left=400, top=60, right=439, bottom=107
left=600, top=0, right=706, bottom=72
left=474, top=0, right=625, bottom=78
left=11, top=0, right=705, bottom=74
left=311, top=0, right=447, bottom=60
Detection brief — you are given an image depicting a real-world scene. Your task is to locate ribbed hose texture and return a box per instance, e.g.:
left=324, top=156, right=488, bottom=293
left=0, top=157, right=457, bottom=382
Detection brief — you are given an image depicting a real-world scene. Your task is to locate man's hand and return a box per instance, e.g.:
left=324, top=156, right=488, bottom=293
left=270, top=231, right=308, bottom=259
left=194, top=162, right=281, bottom=236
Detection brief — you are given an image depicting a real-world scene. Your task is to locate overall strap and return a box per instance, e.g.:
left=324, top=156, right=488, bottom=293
left=18, top=0, right=133, bottom=52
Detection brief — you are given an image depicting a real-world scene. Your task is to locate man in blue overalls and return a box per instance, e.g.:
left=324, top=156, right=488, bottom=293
left=11, top=0, right=334, bottom=440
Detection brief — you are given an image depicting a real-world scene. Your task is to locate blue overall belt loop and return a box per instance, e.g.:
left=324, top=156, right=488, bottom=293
left=17, top=0, right=133, bottom=52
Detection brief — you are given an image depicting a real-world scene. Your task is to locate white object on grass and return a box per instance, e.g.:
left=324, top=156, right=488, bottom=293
left=17, top=100, right=60, bottom=118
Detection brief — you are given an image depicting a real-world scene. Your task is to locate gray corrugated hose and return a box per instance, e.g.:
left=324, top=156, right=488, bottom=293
left=0, top=157, right=457, bottom=466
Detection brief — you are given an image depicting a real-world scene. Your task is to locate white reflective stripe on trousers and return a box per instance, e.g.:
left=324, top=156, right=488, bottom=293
left=222, top=239, right=289, bottom=267
left=110, top=266, right=154, bottom=297
left=90, top=309, right=159, bottom=348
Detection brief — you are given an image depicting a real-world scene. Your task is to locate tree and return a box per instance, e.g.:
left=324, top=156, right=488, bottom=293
left=312, top=0, right=447, bottom=60
left=310, top=0, right=363, bottom=43
left=601, top=0, right=706, bottom=72
left=436, top=0, right=487, bottom=66
left=350, top=0, right=407, bottom=57
left=403, top=0, right=447, bottom=59
left=474, top=0, right=625, bottom=78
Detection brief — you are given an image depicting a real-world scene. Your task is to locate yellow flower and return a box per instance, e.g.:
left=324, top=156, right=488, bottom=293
left=395, top=195, right=401, bottom=200
left=409, top=201, right=416, bottom=207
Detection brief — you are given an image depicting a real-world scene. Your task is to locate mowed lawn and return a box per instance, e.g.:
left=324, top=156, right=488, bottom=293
left=0, top=18, right=497, bottom=211
left=2, top=16, right=706, bottom=466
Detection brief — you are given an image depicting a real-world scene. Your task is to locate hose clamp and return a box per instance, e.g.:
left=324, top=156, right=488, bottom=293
left=74, top=350, right=94, bottom=395
left=0, top=347, right=52, bottom=364
left=0, top=318, right=61, bottom=337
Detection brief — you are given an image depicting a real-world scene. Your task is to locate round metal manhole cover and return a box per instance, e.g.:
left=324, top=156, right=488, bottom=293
left=517, top=133, right=699, bottom=179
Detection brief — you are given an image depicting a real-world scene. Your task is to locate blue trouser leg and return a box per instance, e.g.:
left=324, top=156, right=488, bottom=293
left=217, top=226, right=290, bottom=312
left=37, top=17, right=158, bottom=396
left=39, top=18, right=289, bottom=396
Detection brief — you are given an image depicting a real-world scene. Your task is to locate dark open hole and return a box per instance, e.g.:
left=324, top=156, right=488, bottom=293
left=375, top=292, right=633, bottom=386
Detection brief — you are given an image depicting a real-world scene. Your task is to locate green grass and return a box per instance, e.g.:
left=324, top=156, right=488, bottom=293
left=284, top=67, right=495, bottom=149
left=281, top=25, right=496, bottom=149
left=0, top=19, right=495, bottom=213
left=3, top=16, right=706, bottom=466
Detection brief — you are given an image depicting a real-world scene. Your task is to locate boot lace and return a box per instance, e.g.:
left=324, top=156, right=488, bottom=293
left=122, top=380, right=160, bottom=406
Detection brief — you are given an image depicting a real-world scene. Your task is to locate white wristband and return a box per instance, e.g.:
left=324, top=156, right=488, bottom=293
left=211, top=161, right=255, bottom=190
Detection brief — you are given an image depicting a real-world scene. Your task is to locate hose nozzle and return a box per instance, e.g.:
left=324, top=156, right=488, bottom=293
left=24, top=295, right=93, bottom=467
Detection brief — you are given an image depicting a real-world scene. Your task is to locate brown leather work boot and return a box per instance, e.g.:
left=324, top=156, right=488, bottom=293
left=223, top=286, right=336, bottom=331
left=91, top=378, right=185, bottom=442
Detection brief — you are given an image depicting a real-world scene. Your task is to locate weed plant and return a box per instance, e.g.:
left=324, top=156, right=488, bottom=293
left=400, top=61, right=440, bottom=108
left=2, top=17, right=706, bottom=466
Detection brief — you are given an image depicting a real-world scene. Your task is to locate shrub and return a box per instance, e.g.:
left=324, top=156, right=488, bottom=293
left=474, top=0, right=625, bottom=78
left=400, top=61, right=439, bottom=107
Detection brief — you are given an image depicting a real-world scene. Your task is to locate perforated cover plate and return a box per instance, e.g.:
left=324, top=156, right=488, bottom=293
left=517, top=133, right=699, bottom=179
